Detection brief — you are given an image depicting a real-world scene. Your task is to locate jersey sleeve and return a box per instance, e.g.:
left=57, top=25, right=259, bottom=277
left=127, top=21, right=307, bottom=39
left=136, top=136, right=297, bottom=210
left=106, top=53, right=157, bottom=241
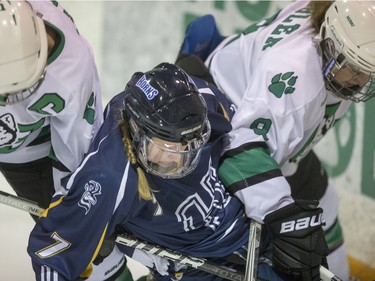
left=219, top=141, right=294, bottom=223
left=211, top=22, right=331, bottom=221
left=31, top=0, right=104, bottom=195
left=27, top=144, right=125, bottom=280
left=216, top=58, right=326, bottom=222
left=48, top=72, right=103, bottom=195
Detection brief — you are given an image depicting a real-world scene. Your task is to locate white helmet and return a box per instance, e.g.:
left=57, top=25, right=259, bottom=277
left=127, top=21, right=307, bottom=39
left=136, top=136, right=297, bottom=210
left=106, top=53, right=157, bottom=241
left=320, top=0, right=375, bottom=102
left=0, top=0, right=48, bottom=104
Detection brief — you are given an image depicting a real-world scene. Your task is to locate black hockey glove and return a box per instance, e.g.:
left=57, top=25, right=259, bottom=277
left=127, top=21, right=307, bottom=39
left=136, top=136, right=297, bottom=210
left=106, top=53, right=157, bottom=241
left=264, top=200, right=329, bottom=281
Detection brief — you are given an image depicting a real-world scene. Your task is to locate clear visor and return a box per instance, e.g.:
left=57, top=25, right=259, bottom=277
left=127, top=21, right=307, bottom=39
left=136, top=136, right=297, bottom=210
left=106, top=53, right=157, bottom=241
left=321, top=38, right=375, bottom=102
left=137, top=120, right=211, bottom=179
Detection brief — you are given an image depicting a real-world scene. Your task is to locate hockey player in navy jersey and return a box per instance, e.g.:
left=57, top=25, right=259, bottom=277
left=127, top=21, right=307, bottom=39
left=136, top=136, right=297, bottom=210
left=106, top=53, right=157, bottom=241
left=0, top=1, right=128, bottom=280
left=27, top=63, right=328, bottom=280
left=176, top=1, right=375, bottom=280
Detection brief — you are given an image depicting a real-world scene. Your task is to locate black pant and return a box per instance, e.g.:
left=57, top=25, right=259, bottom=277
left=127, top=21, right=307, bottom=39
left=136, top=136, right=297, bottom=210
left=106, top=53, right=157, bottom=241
left=0, top=157, right=54, bottom=221
left=286, top=150, right=328, bottom=201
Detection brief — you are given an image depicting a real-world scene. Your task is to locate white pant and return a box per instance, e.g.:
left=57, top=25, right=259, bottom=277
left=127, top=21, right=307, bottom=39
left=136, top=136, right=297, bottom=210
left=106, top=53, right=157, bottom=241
left=319, top=182, right=350, bottom=281
left=87, top=245, right=126, bottom=281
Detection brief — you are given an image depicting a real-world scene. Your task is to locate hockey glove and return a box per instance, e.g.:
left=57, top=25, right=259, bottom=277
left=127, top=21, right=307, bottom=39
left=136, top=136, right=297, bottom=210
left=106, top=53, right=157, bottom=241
left=264, top=200, right=329, bottom=281
left=132, top=249, right=186, bottom=280
left=132, top=249, right=170, bottom=276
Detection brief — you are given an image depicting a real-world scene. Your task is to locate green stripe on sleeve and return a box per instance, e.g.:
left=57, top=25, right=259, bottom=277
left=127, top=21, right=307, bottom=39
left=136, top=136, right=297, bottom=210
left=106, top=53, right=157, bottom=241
left=219, top=146, right=280, bottom=188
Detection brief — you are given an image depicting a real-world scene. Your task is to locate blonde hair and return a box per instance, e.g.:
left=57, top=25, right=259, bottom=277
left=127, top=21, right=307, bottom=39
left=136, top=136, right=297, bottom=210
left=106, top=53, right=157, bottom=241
left=308, top=1, right=334, bottom=33
left=119, top=119, right=153, bottom=201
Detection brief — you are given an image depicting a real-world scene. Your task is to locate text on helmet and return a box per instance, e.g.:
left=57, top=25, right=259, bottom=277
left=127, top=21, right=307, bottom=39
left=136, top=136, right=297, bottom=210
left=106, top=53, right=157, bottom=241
left=136, top=75, right=159, bottom=100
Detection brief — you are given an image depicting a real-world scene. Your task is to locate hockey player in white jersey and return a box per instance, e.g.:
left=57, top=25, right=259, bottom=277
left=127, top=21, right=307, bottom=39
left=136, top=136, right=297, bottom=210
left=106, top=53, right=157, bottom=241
left=176, top=1, right=375, bottom=280
left=27, top=63, right=329, bottom=280
left=0, top=1, right=129, bottom=280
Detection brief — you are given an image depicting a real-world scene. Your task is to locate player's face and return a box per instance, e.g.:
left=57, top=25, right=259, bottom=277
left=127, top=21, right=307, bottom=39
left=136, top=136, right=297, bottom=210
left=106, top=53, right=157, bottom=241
left=146, top=137, right=187, bottom=173
left=136, top=120, right=211, bottom=179
left=332, top=63, right=370, bottom=89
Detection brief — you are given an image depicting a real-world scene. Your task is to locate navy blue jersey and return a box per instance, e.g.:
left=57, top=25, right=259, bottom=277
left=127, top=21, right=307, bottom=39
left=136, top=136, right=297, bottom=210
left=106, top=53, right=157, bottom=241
left=27, top=77, right=249, bottom=281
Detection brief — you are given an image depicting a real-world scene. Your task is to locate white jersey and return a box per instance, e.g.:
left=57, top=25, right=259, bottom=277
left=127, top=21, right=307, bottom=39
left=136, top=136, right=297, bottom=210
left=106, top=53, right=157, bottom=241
left=0, top=0, right=103, bottom=193
left=207, top=0, right=352, bottom=221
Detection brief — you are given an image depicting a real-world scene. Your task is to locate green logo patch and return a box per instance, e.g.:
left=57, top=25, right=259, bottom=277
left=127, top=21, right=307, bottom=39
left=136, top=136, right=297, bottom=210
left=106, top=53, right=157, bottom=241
left=268, top=72, right=298, bottom=98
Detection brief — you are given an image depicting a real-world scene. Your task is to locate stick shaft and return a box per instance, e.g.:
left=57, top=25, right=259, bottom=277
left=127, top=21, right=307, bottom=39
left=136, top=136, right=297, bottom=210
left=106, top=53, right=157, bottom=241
left=245, top=220, right=261, bottom=281
left=319, top=265, right=343, bottom=281
left=1, top=190, right=343, bottom=281
left=0, top=190, right=245, bottom=280
left=116, top=233, right=245, bottom=281
left=0, top=190, right=43, bottom=216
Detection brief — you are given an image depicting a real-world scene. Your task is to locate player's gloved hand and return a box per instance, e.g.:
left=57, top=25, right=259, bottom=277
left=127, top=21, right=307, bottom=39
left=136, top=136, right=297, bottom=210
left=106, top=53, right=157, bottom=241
left=132, top=249, right=170, bottom=276
left=264, top=200, right=329, bottom=281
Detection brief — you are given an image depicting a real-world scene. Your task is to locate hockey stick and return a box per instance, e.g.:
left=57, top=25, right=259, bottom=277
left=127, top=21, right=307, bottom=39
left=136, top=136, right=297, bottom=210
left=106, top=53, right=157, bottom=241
left=1, top=190, right=343, bottom=281
left=319, top=266, right=343, bottom=281
left=116, top=232, right=245, bottom=281
left=0, top=190, right=44, bottom=216
left=0, top=190, right=245, bottom=280
left=244, top=220, right=262, bottom=281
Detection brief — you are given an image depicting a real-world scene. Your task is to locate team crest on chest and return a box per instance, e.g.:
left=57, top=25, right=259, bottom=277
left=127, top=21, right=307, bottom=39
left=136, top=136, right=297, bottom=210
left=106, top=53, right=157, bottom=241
left=0, top=113, right=17, bottom=146
left=0, top=112, right=46, bottom=153
left=175, top=158, right=230, bottom=232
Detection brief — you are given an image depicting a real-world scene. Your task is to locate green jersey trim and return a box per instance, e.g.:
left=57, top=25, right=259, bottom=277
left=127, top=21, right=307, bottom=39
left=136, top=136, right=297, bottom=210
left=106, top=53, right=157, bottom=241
left=219, top=142, right=282, bottom=194
left=44, top=21, right=66, bottom=65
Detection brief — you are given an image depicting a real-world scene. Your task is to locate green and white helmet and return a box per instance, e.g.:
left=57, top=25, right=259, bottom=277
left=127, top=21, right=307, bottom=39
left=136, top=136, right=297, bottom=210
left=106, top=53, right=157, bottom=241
left=320, top=0, right=375, bottom=102
left=0, top=0, right=48, bottom=104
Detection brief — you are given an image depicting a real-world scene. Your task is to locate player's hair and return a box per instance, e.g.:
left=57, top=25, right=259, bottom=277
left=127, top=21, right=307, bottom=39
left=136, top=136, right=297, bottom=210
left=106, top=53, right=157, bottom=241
left=119, top=119, right=153, bottom=201
left=308, top=1, right=334, bottom=33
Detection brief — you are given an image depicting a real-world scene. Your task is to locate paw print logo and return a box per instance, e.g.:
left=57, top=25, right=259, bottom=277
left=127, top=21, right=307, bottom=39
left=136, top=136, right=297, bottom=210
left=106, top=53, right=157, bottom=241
left=268, top=72, right=298, bottom=98
left=84, top=92, right=96, bottom=125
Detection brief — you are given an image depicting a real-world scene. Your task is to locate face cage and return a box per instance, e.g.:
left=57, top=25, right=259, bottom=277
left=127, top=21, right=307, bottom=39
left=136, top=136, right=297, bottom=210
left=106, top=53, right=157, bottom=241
left=0, top=70, right=46, bottom=105
left=324, top=62, right=375, bottom=103
left=136, top=120, right=211, bottom=179
left=321, top=38, right=375, bottom=103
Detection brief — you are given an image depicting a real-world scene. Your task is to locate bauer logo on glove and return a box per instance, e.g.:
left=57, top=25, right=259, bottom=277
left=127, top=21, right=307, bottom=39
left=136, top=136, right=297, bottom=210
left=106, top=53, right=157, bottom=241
left=280, top=212, right=325, bottom=234
left=264, top=200, right=329, bottom=281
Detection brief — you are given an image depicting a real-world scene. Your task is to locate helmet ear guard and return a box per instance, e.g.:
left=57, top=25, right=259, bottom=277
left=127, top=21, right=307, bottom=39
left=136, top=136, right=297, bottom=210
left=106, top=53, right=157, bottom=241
left=123, top=63, right=211, bottom=179
left=319, top=0, right=375, bottom=102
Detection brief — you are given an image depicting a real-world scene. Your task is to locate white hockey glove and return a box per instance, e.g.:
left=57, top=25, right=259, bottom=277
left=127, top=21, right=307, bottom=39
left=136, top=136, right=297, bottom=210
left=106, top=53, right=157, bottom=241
left=131, top=249, right=186, bottom=280
left=132, top=249, right=170, bottom=276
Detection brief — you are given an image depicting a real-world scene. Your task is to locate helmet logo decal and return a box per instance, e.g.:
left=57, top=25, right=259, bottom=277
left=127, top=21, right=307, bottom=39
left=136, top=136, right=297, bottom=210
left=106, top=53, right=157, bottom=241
left=346, top=16, right=355, bottom=27
left=329, top=26, right=343, bottom=49
left=136, top=75, right=159, bottom=100
left=78, top=180, right=102, bottom=215
left=181, top=125, right=202, bottom=136
left=323, top=58, right=336, bottom=77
